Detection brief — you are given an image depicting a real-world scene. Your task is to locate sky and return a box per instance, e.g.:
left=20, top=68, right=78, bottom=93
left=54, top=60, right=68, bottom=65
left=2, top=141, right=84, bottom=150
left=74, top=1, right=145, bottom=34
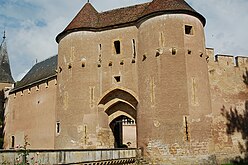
left=0, top=0, right=248, bottom=81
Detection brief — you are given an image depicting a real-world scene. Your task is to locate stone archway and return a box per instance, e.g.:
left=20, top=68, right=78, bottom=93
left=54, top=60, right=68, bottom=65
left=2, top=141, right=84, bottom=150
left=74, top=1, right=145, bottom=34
left=98, top=88, right=138, bottom=148
left=109, top=115, right=136, bottom=148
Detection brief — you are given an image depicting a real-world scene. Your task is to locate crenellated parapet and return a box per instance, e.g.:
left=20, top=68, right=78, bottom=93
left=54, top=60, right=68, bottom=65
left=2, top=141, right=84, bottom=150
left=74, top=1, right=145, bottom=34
left=9, top=78, right=57, bottom=99
left=207, top=48, right=248, bottom=68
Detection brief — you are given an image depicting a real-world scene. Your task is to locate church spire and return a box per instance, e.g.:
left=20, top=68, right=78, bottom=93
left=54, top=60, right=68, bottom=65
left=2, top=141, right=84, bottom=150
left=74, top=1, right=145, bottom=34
left=0, top=31, right=14, bottom=84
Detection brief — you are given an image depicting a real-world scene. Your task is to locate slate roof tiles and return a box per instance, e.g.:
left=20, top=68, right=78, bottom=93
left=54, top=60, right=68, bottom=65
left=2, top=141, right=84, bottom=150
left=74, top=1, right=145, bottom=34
left=12, top=55, right=57, bottom=92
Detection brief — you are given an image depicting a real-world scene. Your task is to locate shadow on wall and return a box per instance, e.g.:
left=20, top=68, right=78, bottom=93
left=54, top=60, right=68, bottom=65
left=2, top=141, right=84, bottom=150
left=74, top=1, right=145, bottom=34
left=221, top=70, right=248, bottom=164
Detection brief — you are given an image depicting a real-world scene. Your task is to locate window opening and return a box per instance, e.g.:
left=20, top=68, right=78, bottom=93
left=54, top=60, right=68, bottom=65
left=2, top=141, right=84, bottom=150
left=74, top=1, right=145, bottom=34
left=114, top=40, right=121, bottom=54
left=185, top=25, right=193, bottom=35
left=109, top=61, right=112, bottom=67
left=114, top=76, right=121, bottom=83
left=172, top=47, right=177, bottom=55
left=98, top=44, right=102, bottom=64
left=142, top=54, right=147, bottom=61
left=59, top=67, right=62, bottom=73
left=84, top=125, right=87, bottom=145
left=185, top=117, right=189, bottom=141
left=234, top=56, right=239, bottom=67
left=11, top=136, right=15, bottom=148
left=56, top=122, right=60, bottom=134
left=188, top=49, right=192, bottom=55
left=132, top=39, right=136, bottom=59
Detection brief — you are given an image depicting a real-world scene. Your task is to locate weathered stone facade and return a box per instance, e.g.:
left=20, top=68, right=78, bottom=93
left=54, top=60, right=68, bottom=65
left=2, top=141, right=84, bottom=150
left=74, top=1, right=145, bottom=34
left=2, top=0, right=248, bottom=164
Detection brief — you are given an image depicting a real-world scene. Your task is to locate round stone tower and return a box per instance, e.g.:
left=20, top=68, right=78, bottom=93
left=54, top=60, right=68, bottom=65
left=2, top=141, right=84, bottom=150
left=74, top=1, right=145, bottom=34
left=55, top=2, right=139, bottom=149
left=136, top=0, right=213, bottom=162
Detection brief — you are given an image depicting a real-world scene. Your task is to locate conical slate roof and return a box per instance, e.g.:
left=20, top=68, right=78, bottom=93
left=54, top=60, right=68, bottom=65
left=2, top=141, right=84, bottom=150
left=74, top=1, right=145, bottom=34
left=56, top=0, right=205, bottom=42
left=0, top=34, right=14, bottom=84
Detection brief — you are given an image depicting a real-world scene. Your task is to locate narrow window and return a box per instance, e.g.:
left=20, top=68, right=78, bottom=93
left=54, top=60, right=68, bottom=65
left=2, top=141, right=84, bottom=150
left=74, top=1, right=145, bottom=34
left=114, top=40, right=121, bottom=54
left=184, top=117, right=189, bottom=141
left=185, top=25, right=193, bottom=35
left=98, top=44, right=102, bottom=64
left=68, top=63, right=72, bottom=69
left=234, top=56, right=239, bottom=67
left=132, top=39, right=136, bottom=59
left=56, top=122, right=60, bottom=134
left=84, top=125, right=87, bottom=145
left=45, top=81, right=49, bottom=88
left=11, top=136, right=15, bottom=148
left=82, top=62, right=85, bottom=68
left=114, top=76, right=121, bottom=83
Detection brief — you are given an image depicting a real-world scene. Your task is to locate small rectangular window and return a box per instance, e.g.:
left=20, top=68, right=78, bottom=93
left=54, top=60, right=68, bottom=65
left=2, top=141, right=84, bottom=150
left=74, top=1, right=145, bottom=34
left=114, top=40, right=121, bottom=54
left=185, top=25, right=193, bottom=35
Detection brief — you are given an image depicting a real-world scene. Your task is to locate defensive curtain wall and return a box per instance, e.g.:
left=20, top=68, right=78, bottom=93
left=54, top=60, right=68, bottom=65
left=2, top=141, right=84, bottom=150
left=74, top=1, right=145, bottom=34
left=207, top=48, right=248, bottom=163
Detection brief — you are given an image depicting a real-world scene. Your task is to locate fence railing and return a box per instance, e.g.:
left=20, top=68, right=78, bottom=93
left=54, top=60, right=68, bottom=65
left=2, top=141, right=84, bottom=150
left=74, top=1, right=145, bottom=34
left=0, top=148, right=141, bottom=164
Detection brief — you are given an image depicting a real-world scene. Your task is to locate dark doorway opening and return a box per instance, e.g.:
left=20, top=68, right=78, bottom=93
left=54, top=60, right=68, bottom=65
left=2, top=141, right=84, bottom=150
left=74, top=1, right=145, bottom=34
left=110, top=115, right=136, bottom=148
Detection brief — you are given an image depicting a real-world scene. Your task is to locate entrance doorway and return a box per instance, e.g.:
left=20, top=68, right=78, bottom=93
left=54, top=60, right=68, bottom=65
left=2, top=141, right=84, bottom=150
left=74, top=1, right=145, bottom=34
left=110, top=115, right=136, bottom=148
left=98, top=88, right=138, bottom=148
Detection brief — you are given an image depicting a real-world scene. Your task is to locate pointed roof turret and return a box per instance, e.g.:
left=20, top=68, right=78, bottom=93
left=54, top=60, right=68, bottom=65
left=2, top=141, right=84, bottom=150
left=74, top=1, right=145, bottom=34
left=56, top=2, right=98, bottom=42
left=64, top=2, right=98, bottom=31
left=0, top=31, right=14, bottom=84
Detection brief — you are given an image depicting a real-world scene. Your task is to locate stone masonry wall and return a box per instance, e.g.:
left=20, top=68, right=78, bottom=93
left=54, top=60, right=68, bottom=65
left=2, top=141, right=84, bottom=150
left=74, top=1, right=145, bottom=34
left=4, top=79, right=57, bottom=149
left=207, top=48, right=248, bottom=164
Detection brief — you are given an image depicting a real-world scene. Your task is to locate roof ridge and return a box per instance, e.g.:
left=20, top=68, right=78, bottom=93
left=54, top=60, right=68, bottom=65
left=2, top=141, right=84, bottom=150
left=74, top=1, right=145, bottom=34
left=100, top=2, right=151, bottom=14
left=35, top=54, right=58, bottom=65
